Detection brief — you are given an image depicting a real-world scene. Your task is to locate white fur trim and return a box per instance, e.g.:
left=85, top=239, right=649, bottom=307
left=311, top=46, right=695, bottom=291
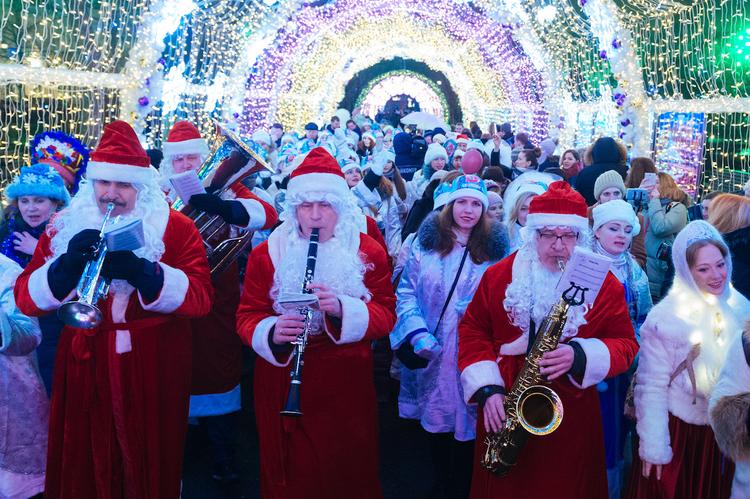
left=162, top=138, right=209, bottom=157
left=460, top=360, right=504, bottom=404
left=525, top=212, right=589, bottom=232
left=86, top=161, right=155, bottom=184
left=139, top=262, right=188, bottom=314
left=325, top=294, right=369, bottom=345
left=110, top=284, right=134, bottom=354
left=449, top=188, right=489, bottom=209
left=235, top=198, right=267, bottom=231
left=250, top=315, right=293, bottom=367
left=498, top=332, right=529, bottom=356
left=28, top=258, right=72, bottom=311
left=567, top=337, right=611, bottom=389
left=286, top=172, right=349, bottom=201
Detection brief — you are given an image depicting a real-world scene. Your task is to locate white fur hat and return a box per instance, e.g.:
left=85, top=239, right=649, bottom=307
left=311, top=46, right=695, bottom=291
left=423, top=143, right=448, bottom=167
left=592, top=199, right=641, bottom=236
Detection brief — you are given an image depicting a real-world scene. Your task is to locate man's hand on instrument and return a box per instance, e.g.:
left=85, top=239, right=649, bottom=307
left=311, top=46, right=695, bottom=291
left=484, top=394, right=506, bottom=433
left=539, top=344, right=575, bottom=381
left=309, top=282, right=342, bottom=319
left=47, top=228, right=102, bottom=300
left=274, top=312, right=306, bottom=345
left=188, top=193, right=249, bottom=226
left=101, top=251, right=164, bottom=302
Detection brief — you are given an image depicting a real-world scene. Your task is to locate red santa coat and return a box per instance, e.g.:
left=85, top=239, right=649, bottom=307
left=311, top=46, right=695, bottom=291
left=14, top=210, right=213, bottom=499
left=458, top=252, right=638, bottom=499
left=189, top=181, right=278, bottom=394
left=236, top=233, right=396, bottom=499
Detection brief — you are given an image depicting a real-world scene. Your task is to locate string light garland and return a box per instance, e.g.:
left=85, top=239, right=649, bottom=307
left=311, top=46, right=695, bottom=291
left=0, top=0, right=748, bottom=197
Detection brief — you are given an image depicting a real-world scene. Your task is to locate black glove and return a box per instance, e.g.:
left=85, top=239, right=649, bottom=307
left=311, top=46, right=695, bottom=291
left=102, top=251, right=164, bottom=302
left=47, top=229, right=101, bottom=300
left=189, top=193, right=250, bottom=227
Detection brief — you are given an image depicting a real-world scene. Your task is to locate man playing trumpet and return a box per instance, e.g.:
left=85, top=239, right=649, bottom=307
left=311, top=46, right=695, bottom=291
left=236, top=147, right=396, bottom=499
left=458, top=181, right=638, bottom=498
left=15, top=120, right=213, bottom=499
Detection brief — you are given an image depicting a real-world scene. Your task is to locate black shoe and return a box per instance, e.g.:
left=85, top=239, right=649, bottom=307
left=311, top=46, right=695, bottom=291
left=211, top=462, right=240, bottom=483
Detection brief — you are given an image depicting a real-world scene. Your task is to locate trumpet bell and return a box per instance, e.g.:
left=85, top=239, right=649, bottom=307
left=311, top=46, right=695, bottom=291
left=58, top=301, right=103, bottom=329
left=517, top=385, right=564, bottom=436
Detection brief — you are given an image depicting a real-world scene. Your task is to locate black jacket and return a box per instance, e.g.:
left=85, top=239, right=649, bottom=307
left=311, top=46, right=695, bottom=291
left=575, top=137, right=627, bottom=206
left=724, top=225, right=750, bottom=299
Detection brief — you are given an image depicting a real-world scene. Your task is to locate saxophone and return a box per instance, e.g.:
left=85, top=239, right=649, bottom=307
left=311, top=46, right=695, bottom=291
left=482, top=261, right=587, bottom=475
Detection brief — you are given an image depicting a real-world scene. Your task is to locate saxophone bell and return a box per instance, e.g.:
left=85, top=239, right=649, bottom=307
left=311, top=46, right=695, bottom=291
left=516, top=385, right=564, bottom=436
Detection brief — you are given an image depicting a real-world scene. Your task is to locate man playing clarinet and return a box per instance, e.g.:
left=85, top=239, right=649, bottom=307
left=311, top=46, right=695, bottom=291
left=236, top=147, right=396, bottom=499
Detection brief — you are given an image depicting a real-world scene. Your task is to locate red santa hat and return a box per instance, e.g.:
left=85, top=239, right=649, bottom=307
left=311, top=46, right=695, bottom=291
left=162, top=120, right=210, bottom=158
left=525, top=180, right=588, bottom=232
left=86, top=120, right=154, bottom=184
left=456, top=134, right=470, bottom=144
left=286, top=147, right=350, bottom=202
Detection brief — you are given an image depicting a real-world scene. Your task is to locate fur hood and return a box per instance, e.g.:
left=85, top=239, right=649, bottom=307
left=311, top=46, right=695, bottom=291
left=417, top=211, right=508, bottom=262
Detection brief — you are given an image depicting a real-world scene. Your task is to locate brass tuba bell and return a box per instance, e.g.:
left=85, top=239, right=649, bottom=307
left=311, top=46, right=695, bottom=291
left=175, top=122, right=274, bottom=276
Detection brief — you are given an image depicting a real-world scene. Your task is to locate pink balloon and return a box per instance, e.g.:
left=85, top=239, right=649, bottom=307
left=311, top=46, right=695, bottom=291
left=461, top=149, right=483, bottom=174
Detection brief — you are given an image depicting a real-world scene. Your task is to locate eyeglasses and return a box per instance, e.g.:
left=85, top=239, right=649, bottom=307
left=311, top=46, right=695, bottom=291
left=537, top=230, right=579, bottom=244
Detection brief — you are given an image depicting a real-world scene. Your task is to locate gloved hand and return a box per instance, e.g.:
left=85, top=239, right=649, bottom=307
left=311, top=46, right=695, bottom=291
left=411, top=332, right=442, bottom=360
left=102, top=251, right=164, bottom=302
left=189, top=193, right=250, bottom=227
left=47, top=229, right=102, bottom=300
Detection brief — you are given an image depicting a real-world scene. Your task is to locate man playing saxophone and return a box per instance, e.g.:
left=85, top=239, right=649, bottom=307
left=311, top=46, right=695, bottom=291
left=14, top=120, right=213, bottom=498
left=458, top=181, right=638, bottom=498
left=236, top=147, right=396, bottom=499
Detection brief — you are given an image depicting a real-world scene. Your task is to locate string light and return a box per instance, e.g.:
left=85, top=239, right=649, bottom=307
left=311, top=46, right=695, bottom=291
left=355, top=71, right=450, bottom=121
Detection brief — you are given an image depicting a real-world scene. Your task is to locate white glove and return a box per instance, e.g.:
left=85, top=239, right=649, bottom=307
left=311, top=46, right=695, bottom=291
left=411, top=332, right=442, bottom=360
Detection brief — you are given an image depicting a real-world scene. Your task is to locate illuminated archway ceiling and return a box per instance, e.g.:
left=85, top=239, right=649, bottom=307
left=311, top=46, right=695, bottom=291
left=239, top=0, right=547, bottom=130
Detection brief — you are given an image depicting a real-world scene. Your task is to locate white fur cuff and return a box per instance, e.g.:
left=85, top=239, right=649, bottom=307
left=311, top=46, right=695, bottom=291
left=28, top=258, right=68, bottom=311
left=139, top=262, right=189, bottom=314
left=326, top=295, right=369, bottom=345
left=236, top=198, right=267, bottom=231
left=251, top=315, right=293, bottom=367
left=460, top=360, right=504, bottom=404
left=567, top=337, right=611, bottom=389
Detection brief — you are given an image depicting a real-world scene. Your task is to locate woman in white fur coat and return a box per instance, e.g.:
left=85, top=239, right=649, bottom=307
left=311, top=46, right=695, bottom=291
left=627, top=221, right=750, bottom=499
left=710, top=322, right=750, bottom=499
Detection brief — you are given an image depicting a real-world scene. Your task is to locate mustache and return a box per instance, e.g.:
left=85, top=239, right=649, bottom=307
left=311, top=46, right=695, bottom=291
left=99, top=197, right=126, bottom=207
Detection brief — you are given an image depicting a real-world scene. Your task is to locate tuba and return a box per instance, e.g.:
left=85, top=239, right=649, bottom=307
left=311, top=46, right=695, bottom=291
left=175, top=122, right=274, bottom=277
left=481, top=261, right=587, bottom=475
left=57, top=202, right=115, bottom=329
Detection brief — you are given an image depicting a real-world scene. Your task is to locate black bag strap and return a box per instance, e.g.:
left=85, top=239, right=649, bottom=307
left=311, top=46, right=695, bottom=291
left=433, top=245, right=470, bottom=335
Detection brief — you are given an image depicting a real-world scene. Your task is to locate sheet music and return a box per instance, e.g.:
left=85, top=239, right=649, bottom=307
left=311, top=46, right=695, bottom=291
left=104, top=219, right=145, bottom=252
left=555, top=246, right=612, bottom=305
left=169, top=170, right=206, bottom=203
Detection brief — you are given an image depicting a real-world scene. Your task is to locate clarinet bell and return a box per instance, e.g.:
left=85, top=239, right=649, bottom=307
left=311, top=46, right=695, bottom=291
left=280, top=380, right=303, bottom=417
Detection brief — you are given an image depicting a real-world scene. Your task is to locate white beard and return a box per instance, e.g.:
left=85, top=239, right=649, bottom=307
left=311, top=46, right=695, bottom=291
left=504, top=246, right=589, bottom=344
left=270, top=232, right=370, bottom=333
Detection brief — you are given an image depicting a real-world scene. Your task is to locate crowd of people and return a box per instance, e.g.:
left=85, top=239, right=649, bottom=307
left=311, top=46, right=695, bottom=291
left=1, top=107, right=750, bottom=499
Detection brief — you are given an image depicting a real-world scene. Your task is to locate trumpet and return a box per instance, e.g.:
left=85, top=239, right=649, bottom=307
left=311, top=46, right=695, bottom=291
left=57, top=202, right=115, bottom=329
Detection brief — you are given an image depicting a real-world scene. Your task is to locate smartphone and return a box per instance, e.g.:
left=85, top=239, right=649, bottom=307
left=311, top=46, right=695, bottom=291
left=644, top=172, right=657, bottom=185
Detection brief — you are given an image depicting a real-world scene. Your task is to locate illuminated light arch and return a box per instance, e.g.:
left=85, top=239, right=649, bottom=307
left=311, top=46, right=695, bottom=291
left=236, top=0, right=551, bottom=133
left=270, top=16, right=518, bottom=131
left=357, top=72, right=447, bottom=120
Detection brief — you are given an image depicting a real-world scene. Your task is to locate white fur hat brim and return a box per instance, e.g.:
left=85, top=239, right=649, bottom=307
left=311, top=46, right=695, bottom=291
left=592, top=199, right=641, bottom=236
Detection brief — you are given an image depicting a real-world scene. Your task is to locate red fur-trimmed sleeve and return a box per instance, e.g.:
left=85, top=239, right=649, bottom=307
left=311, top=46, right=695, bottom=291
left=236, top=241, right=293, bottom=366
left=230, top=182, right=278, bottom=231
left=324, top=234, right=396, bottom=345
left=458, top=263, right=506, bottom=403
left=14, top=231, right=65, bottom=316
left=139, top=211, right=213, bottom=317
left=567, top=272, right=639, bottom=389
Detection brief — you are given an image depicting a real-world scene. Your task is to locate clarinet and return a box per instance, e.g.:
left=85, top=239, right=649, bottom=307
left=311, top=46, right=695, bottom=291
left=281, top=227, right=320, bottom=417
